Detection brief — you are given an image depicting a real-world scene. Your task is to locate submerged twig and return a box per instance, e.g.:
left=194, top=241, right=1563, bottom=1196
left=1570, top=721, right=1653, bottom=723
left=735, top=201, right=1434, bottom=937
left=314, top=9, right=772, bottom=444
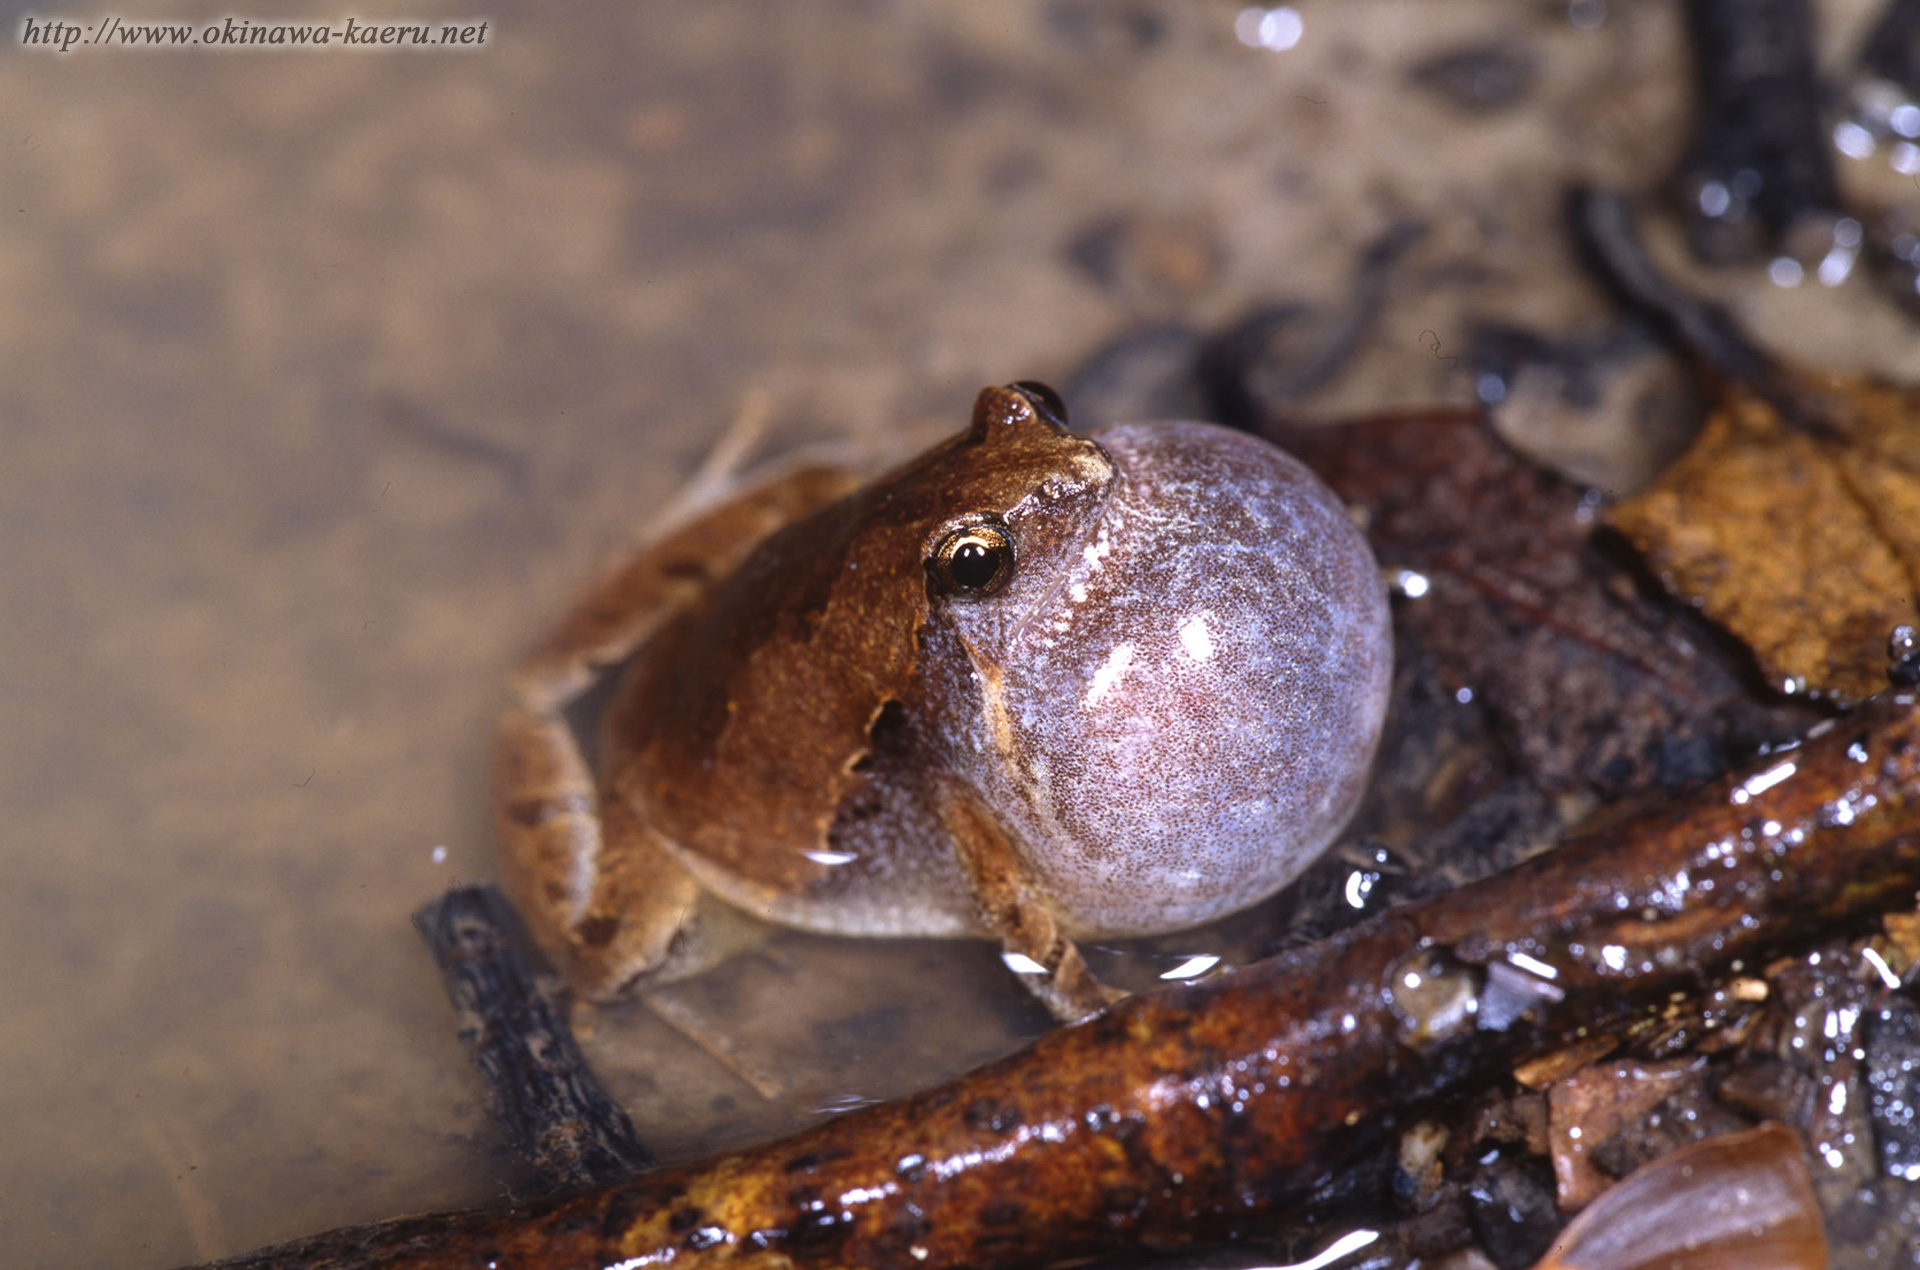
left=1676, top=0, right=1838, bottom=263
left=1572, top=187, right=1864, bottom=440
left=1571, top=188, right=1783, bottom=394
left=413, top=886, right=652, bottom=1189
left=198, top=692, right=1920, bottom=1269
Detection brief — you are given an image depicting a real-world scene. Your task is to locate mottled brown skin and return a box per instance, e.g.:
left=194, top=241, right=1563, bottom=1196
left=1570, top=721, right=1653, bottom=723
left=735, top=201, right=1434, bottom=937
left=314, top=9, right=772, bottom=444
left=494, top=463, right=866, bottom=991
left=496, top=385, right=1125, bottom=1017
left=207, top=692, right=1920, bottom=1270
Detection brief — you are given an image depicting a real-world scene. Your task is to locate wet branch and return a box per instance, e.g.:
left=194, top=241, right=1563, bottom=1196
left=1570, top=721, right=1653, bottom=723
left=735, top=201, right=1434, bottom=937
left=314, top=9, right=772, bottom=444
left=198, top=691, right=1920, bottom=1270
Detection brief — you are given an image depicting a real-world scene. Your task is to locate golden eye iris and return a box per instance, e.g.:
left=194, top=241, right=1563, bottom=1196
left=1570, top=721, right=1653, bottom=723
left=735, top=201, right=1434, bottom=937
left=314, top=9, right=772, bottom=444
left=930, top=522, right=1015, bottom=596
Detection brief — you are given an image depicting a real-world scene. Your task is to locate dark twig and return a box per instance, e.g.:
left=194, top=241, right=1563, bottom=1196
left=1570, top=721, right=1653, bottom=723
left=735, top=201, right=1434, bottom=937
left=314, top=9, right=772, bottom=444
left=1571, top=188, right=1776, bottom=386
left=1676, top=0, right=1839, bottom=263
left=1199, top=219, right=1427, bottom=425
left=412, top=886, right=653, bottom=1189
left=1571, top=187, right=1849, bottom=437
left=1859, top=0, right=1920, bottom=92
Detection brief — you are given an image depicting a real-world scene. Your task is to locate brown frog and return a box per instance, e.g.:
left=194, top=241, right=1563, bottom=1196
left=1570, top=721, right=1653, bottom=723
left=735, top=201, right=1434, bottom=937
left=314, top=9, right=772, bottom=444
left=495, top=383, right=1392, bottom=1021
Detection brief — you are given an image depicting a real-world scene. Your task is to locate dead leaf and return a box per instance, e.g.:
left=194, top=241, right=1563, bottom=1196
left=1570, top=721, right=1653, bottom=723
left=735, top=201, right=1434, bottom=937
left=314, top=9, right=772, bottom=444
left=1544, top=1058, right=1703, bottom=1212
left=1263, top=410, right=1808, bottom=804
left=1610, top=372, right=1920, bottom=703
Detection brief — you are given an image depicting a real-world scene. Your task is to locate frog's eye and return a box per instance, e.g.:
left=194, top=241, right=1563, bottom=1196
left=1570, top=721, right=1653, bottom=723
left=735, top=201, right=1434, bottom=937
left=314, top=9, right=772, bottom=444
left=1010, top=380, right=1067, bottom=429
left=929, top=521, right=1016, bottom=597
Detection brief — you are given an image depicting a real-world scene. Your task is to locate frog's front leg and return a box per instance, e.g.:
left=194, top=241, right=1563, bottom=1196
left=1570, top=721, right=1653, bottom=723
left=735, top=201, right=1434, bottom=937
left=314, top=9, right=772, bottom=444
left=494, top=466, right=859, bottom=997
left=935, top=783, right=1127, bottom=1024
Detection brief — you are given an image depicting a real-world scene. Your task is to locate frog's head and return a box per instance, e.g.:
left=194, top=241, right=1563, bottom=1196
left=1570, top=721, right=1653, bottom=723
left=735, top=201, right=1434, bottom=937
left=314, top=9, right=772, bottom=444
left=914, top=383, right=1119, bottom=656
left=919, top=387, right=1394, bottom=938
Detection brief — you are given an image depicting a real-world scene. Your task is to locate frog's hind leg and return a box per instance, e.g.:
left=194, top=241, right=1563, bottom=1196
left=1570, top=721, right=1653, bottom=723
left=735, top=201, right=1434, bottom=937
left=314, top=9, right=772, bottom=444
left=495, top=703, right=705, bottom=996
left=495, top=464, right=860, bottom=997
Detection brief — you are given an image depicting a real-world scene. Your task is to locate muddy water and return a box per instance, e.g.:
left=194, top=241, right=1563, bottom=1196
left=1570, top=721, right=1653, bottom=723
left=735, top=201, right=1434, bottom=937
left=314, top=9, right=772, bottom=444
left=0, top=3, right=1910, bottom=1266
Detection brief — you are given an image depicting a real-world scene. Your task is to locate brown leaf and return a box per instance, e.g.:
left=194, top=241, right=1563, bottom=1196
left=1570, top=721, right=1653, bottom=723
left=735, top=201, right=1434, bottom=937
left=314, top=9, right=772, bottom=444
left=1610, top=372, right=1920, bottom=703
left=1544, top=1058, right=1701, bottom=1211
left=1530, top=1123, right=1827, bottom=1270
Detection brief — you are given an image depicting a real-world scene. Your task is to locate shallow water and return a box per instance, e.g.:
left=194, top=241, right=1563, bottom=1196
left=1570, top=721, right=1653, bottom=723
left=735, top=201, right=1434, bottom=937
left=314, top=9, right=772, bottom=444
left=0, top=2, right=1912, bottom=1266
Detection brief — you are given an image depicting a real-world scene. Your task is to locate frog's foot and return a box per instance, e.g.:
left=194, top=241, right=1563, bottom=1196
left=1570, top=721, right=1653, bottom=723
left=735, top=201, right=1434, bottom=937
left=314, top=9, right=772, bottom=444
left=1008, top=930, right=1130, bottom=1025
left=651, top=386, right=775, bottom=529
left=937, top=784, right=1129, bottom=1024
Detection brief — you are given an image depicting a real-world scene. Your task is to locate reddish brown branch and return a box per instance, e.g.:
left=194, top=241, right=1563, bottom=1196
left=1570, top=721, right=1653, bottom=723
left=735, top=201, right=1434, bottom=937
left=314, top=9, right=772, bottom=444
left=195, top=691, right=1920, bottom=1270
